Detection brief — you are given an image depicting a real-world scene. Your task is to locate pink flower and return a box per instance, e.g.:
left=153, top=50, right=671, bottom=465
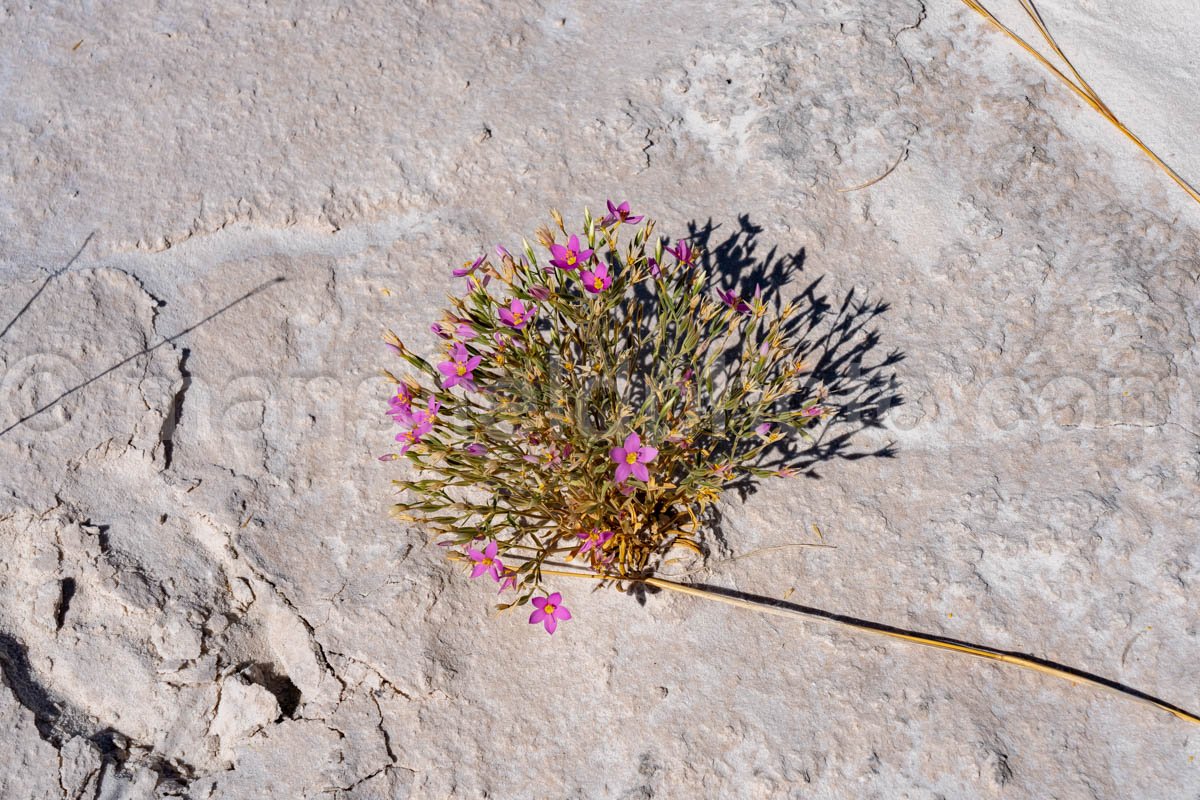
left=802, top=406, right=824, bottom=417
left=467, top=540, right=504, bottom=581
left=755, top=422, right=772, bottom=437
left=667, top=240, right=696, bottom=266
left=578, top=529, right=613, bottom=555
left=498, top=298, right=535, bottom=329
left=529, top=592, right=571, bottom=634
left=647, top=256, right=661, bottom=277
left=465, top=273, right=492, bottom=293
left=600, top=200, right=643, bottom=226
left=528, top=285, right=551, bottom=301
left=393, top=397, right=440, bottom=453
left=464, top=443, right=487, bottom=456
left=394, top=424, right=427, bottom=455
left=610, top=432, right=658, bottom=484
left=387, top=383, right=417, bottom=423
left=580, top=262, right=612, bottom=294
left=549, top=235, right=593, bottom=271
left=523, top=446, right=562, bottom=468
left=432, top=320, right=477, bottom=340
left=383, top=334, right=406, bottom=356
left=497, top=567, right=518, bottom=593
left=716, top=288, right=751, bottom=314
left=437, top=342, right=482, bottom=391
left=453, top=254, right=486, bottom=277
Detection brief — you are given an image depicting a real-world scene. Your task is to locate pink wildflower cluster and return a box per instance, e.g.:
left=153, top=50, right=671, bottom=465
left=385, top=383, right=440, bottom=456
left=380, top=201, right=828, bottom=636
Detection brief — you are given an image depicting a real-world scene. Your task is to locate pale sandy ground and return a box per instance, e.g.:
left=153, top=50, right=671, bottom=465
left=1, top=2, right=1199, bottom=798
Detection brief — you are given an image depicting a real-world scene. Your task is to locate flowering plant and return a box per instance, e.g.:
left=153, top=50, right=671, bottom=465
left=381, top=204, right=826, bottom=633
left=371, top=203, right=1200, bottom=737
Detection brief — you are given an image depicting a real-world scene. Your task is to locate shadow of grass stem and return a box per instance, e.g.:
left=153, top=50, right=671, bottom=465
left=520, top=558, right=1200, bottom=729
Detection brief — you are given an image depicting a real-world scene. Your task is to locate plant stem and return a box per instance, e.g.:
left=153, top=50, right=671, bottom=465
left=960, top=0, right=1200, bottom=206
left=532, top=564, right=1200, bottom=728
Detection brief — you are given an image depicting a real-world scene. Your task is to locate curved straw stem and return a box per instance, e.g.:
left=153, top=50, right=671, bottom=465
left=532, top=564, right=1200, bottom=727
left=959, top=0, right=1200, bottom=206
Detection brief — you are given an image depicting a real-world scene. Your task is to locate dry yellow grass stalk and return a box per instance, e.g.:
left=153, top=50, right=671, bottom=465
left=960, top=0, right=1200, bottom=205
left=533, top=562, right=1200, bottom=727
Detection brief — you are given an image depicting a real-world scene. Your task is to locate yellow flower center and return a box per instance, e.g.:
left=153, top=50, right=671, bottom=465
left=481, top=556, right=493, bottom=567
left=593, top=276, right=603, bottom=290
left=544, top=603, right=557, bottom=615
left=565, top=253, right=576, bottom=265
left=512, top=312, right=523, bottom=325
left=455, top=364, right=467, bottom=376
left=625, top=452, right=638, bottom=464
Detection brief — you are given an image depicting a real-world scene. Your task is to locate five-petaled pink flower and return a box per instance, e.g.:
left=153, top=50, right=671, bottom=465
left=529, top=592, right=571, bottom=634
left=549, top=235, right=593, bottom=271
left=716, top=288, right=751, bottom=314
left=468, top=540, right=504, bottom=581
left=580, top=262, right=612, bottom=294
left=667, top=240, right=696, bottom=266
left=498, top=298, right=535, bottom=330
left=437, top=342, right=482, bottom=391
left=610, top=432, right=658, bottom=484
left=578, top=529, right=614, bottom=555
left=601, top=200, right=643, bottom=227
left=453, top=254, right=486, bottom=277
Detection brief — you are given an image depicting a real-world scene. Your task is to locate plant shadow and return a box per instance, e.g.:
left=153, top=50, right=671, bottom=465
left=618, top=215, right=903, bottom=585
left=688, top=215, right=903, bottom=490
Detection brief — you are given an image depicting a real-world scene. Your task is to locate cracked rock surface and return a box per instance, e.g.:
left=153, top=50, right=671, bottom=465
left=2, top=1, right=1199, bottom=797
